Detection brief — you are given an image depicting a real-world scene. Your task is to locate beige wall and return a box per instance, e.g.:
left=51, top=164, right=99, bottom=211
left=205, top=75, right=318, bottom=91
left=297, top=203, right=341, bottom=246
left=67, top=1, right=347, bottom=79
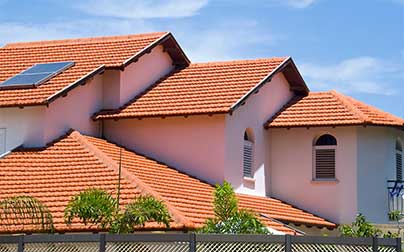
left=269, top=126, right=358, bottom=224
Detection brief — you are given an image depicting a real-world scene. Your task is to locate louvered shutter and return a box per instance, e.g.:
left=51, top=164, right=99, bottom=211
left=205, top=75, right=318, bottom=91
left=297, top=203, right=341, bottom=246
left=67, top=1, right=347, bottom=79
left=397, top=152, right=403, bottom=181
left=243, top=141, right=253, bottom=178
left=315, top=148, right=335, bottom=179
left=0, top=129, right=5, bottom=154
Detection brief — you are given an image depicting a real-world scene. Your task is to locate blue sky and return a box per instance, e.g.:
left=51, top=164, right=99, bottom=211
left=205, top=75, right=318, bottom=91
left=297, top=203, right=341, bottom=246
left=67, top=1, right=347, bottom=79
left=0, top=0, right=403, bottom=116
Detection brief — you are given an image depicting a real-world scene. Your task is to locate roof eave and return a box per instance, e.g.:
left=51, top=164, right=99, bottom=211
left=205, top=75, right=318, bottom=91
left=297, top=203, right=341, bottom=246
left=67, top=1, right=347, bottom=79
left=229, top=57, right=309, bottom=115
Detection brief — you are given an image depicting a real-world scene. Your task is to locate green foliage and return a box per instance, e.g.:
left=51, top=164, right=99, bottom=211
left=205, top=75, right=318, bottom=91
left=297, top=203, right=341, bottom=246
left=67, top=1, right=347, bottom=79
left=200, top=181, right=270, bottom=234
left=0, top=195, right=54, bottom=232
left=64, top=188, right=171, bottom=233
left=339, top=214, right=382, bottom=237
left=388, top=210, right=402, bottom=222
left=213, top=181, right=238, bottom=220
left=111, top=195, right=171, bottom=233
left=64, top=188, right=117, bottom=229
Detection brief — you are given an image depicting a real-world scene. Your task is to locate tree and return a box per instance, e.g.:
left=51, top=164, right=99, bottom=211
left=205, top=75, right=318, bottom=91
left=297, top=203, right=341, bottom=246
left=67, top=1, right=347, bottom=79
left=0, top=195, right=54, bottom=233
left=200, top=181, right=270, bottom=234
left=64, top=188, right=171, bottom=233
left=339, top=214, right=382, bottom=237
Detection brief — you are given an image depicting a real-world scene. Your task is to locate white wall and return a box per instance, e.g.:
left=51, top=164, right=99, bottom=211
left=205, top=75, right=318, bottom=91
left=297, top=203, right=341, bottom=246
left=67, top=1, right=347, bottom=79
left=103, top=115, right=227, bottom=184
left=0, top=106, right=45, bottom=150
left=225, top=73, right=295, bottom=196
left=357, top=126, right=404, bottom=223
left=269, top=126, right=358, bottom=224
left=119, top=45, right=174, bottom=107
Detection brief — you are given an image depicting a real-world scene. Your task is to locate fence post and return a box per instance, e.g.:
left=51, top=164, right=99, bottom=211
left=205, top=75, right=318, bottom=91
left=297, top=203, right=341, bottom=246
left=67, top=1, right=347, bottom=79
left=189, top=233, right=196, bottom=252
left=17, top=235, right=24, bottom=252
left=285, top=235, right=291, bottom=252
left=99, top=233, right=106, bottom=252
left=372, top=237, right=378, bottom=252
left=396, top=237, right=402, bottom=252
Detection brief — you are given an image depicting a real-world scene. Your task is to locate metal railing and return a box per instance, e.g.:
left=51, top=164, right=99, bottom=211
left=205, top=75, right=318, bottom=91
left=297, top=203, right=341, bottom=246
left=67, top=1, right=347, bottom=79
left=388, top=180, right=404, bottom=214
left=0, top=233, right=400, bottom=252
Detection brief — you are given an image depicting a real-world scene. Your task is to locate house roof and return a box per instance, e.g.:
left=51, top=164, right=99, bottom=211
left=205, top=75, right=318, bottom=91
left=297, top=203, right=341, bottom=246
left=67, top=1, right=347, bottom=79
left=0, top=130, right=335, bottom=234
left=0, top=32, right=188, bottom=108
left=94, top=57, right=308, bottom=120
left=265, top=90, right=404, bottom=129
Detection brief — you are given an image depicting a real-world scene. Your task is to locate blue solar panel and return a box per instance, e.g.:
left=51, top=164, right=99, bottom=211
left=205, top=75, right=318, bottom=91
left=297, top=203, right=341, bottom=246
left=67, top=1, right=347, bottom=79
left=0, top=61, right=74, bottom=89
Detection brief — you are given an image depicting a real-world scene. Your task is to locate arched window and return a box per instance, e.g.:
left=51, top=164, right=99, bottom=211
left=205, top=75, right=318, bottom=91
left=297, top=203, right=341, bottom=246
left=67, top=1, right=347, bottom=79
left=314, top=134, right=337, bottom=179
left=396, top=140, right=403, bottom=181
left=243, top=129, right=254, bottom=178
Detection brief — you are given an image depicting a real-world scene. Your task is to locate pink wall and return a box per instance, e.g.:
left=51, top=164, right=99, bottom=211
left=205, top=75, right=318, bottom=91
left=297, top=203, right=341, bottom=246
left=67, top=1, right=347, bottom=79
left=269, top=126, right=358, bottom=224
left=104, top=115, right=226, bottom=184
left=225, top=73, right=295, bottom=196
left=119, top=45, right=174, bottom=107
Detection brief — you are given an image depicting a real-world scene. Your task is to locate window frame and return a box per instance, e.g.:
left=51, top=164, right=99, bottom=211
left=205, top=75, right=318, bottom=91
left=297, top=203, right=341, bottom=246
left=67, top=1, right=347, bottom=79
left=313, top=134, right=337, bottom=181
left=396, top=139, right=403, bottom=181
left=243, top=129, right=254, bottom=179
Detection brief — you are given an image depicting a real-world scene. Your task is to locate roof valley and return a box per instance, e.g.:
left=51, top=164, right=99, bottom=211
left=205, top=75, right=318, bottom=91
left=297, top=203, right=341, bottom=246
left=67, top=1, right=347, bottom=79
left=70, top=131, right=193, bottom=228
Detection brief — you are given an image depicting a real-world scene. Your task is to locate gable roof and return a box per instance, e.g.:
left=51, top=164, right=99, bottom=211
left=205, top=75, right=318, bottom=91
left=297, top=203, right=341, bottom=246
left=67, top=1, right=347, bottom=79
left=0, top=130, right=335, bottom=234
left=94, top=57, right=308, bottom=120
left=0, top=32, right=188, bottom=108
left=265, top=90, right=404, bottom=129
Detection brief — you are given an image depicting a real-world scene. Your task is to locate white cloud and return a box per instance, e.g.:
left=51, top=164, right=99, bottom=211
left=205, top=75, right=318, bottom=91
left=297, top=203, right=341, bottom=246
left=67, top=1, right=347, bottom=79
left=0, top=20, right=153, bottom=46
left=72, top=0, right=209, bottom=19
left=300, top=57, right=400, bottom=95
left=177, top=21, right=283, bottom=62
left=285, top=0, right=316, bottom=8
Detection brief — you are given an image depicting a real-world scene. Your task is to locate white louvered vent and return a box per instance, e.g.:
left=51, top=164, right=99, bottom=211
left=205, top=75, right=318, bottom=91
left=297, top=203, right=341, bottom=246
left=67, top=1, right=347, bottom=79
left=397, top=152, right=402, bottom=181
left=0, top=129, right=5, bottom=155
left=315, top=149, right=335, bottom=179
left=243, top=141, right=253, bottom=178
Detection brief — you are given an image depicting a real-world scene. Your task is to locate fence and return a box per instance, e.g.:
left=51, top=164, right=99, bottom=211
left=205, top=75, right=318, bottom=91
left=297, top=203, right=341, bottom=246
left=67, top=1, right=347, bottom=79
left=0, top=233, right=401, bottom=252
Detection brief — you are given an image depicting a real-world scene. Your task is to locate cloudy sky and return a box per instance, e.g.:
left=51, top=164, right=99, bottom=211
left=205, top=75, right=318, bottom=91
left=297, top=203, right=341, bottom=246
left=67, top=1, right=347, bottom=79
left=0, top=0, right=403, bottom=116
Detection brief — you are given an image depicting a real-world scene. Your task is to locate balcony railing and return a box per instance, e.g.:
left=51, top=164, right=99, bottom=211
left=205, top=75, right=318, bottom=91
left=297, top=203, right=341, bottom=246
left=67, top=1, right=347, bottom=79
left=388, top=180, right=404, bottom=214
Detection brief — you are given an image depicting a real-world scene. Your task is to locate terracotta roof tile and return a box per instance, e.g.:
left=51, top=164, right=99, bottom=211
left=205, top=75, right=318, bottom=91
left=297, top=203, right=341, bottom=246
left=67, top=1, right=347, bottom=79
left=0, top=130, right=336, bottom=234
left=95, top=58, right=290, bottom=119
left=0, top=32, right=167, bottom=107
left=266, top=90, right=404, bottom=128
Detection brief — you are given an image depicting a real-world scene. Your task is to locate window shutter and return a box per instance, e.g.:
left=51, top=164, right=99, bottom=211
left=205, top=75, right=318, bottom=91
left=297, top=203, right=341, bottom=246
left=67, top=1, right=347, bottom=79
left=397, top=152, right=402, bottom=181
left=243, top=141, right=253, bottom=178
left=315, top=149, right=335, bottom=179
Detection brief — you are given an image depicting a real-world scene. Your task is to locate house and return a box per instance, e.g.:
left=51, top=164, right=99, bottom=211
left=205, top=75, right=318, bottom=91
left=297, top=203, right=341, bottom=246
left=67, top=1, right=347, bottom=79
left=0, top=32, right=402, bottom=234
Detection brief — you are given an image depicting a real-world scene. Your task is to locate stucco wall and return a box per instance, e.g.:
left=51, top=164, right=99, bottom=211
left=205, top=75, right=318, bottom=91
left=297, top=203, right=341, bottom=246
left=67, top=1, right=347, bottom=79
left=0, top=106, right=45, bottom=151
left=357, top=126, right=404, bottom=224
left=43, top=74, right=104, bottom=143
left=225, top=73, right=295, bottom=196
left=103, top=115, right=226, bottom=184
left=269, top=126, right=358, bottom=224
left=119, top=45, right=174, bottom=107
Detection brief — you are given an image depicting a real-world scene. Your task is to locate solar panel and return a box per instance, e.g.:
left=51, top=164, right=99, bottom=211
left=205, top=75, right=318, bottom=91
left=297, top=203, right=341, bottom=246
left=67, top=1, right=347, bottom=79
left=0, top=61, right=75, bottom=89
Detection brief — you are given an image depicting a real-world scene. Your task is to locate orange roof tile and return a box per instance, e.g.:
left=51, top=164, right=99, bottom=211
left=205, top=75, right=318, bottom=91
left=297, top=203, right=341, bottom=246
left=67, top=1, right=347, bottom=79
left=95, top=57, right=308, bottom=119
left=0, top=32, right=179, bottom=108
left=0, top=130, right=335, bottom=234
left=265, top=90, right=404, bottom=128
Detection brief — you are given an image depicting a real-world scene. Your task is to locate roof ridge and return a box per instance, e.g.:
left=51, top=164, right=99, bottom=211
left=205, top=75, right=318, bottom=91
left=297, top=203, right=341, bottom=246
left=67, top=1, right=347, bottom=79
left=191, top=57, right=288, bottom=66
left=69, top=130, right=194, bottom=229
left=3, top=32, right=168, bottom=49
left=330, top=90, right=371, bottom=124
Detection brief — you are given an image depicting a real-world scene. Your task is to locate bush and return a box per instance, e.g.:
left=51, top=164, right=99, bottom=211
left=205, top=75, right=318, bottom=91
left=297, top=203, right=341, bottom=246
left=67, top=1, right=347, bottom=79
left=339, top=214, right=382, bottom=237
left=200, top=181, right=270, bottom=234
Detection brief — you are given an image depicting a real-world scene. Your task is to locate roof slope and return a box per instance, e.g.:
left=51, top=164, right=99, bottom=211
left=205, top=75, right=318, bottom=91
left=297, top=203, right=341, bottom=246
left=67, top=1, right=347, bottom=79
left=95, top=58, right=308, bottom=119
left=0, top=32, right=179, bottom=108
left=0, top=131, right=335, bottom=234
left=266, top=90, right=404, bottom=128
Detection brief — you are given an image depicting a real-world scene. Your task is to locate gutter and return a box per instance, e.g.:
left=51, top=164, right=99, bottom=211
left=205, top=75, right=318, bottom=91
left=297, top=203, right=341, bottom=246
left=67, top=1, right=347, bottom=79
left=259, top=213, right=306, bottom=235
left=229, top=57, right=292, bottom=114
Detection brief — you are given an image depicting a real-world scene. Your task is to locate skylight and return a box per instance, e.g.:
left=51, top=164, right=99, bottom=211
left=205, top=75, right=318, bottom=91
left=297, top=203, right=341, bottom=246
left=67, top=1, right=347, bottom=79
left=0, top=61, right=75, bottom=89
